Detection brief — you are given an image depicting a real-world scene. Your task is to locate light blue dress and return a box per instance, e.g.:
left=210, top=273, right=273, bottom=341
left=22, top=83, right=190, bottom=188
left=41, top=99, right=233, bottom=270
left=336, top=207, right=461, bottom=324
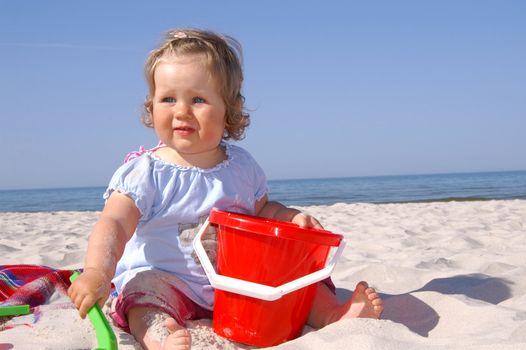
left=104, top=143, right=268, bottom=309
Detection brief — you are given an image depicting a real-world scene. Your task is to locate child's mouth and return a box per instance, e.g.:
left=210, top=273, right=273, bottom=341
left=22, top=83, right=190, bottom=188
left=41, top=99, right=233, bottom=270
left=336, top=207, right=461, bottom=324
left=174, top=127, right=195, bottom=135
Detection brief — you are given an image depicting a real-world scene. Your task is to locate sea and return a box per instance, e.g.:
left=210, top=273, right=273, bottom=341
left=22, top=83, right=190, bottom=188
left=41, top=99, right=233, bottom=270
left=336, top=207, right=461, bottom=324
left=0, top=170, right=525, bottom=212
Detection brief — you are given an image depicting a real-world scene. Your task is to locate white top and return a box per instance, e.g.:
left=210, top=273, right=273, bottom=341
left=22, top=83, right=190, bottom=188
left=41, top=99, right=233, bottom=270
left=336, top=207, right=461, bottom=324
left=104, top=143, right=268, bottom=309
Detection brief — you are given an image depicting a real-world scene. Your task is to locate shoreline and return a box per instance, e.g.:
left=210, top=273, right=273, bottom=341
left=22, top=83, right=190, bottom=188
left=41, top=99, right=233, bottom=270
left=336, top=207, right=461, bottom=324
left=2, top=197, right=526, bottom=214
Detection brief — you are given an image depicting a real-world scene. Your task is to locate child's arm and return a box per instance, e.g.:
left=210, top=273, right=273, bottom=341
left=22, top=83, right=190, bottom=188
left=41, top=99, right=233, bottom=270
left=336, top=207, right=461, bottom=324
left=255, top=194, right=323, bottom=229
left=68, top=191, right=140, bottom=318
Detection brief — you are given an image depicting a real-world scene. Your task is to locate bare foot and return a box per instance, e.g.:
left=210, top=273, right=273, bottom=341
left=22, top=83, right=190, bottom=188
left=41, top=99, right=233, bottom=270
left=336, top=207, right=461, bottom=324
left=162, top=317, right=192, bottom=350
left=343, top=281, right=383, bottom=319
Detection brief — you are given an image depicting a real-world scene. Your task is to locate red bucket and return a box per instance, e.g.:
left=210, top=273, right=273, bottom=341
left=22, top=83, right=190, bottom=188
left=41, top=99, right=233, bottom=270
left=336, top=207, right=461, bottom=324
left=193, top=209, right=345, bottom=347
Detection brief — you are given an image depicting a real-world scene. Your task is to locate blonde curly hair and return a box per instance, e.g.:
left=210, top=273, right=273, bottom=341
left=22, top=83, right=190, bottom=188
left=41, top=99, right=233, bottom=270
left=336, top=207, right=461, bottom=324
left=141, top=28, right=250, bottom=141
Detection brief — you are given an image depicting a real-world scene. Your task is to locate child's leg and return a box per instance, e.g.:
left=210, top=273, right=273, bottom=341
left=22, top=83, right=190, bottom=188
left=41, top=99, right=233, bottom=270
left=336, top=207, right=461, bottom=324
left=307, top=281, right=383, bottom=329
left=110, top=270, right=213, bottom=350
left=127, top=306, right=191, bottom=350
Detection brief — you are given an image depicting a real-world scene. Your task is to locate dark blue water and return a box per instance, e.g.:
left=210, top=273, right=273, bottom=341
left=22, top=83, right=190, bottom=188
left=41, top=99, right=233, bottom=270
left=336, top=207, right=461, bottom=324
left=0, top=187, right=107, bottom=212
left=268, top=170, right=526, bottom=206
left=1, top=171, right=525, bottom=212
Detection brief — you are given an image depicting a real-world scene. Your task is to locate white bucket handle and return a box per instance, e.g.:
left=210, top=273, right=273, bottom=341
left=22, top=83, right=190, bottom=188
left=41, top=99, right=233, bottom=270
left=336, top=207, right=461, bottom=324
left=192, top=217, right=346, bottom=301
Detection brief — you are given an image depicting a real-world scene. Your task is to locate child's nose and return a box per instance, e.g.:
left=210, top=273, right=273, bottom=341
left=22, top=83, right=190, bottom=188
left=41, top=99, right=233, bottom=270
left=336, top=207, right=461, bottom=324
left=173, top=102, right=191, bottom=118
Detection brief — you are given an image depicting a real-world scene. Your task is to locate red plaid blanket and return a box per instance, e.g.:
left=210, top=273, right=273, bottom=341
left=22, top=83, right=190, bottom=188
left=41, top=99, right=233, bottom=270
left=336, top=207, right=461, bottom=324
left=0, top=265, right=78, bottom=307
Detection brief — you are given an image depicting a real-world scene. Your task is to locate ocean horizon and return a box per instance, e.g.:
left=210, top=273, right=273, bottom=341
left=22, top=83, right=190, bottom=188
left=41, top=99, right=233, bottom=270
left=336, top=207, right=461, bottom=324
left=1, top=170, right=525, bottom=212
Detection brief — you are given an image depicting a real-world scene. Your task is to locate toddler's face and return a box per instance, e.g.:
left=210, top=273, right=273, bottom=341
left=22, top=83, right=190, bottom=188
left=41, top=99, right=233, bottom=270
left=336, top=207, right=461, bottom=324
left=152, top=53, right=226, bottom=165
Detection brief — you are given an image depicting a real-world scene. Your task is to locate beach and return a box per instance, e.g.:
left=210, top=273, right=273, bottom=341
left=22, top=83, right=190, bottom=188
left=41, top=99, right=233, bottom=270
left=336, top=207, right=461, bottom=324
left=1, top=200, right=525, bottom=349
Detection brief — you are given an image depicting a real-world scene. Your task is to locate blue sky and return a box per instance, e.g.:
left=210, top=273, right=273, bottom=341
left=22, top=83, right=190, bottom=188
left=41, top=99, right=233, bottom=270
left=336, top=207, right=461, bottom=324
left=1, top=1, right=525, bottom=190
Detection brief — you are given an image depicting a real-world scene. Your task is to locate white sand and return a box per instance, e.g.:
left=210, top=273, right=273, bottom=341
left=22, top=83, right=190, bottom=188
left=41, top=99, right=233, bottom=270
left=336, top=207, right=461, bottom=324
left=1, top=200, right=525, bottom=349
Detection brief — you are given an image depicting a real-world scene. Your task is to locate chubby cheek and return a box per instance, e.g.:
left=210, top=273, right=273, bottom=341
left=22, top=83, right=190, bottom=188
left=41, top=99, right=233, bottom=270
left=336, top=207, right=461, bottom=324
left=151, top=105, right=170, bottom=124
left=152, top=113, right=173, bottom=138
left=209, top=118, right=227, bottom=141
left=198, top=109, right=226, bottom=134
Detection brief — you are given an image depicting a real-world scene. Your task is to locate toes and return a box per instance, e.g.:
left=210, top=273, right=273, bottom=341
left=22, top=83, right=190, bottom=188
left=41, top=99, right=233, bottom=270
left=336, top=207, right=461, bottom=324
left=163, top=318, right=191, bottom=348
left=366, top=290, right=380, bottom=301
left=171, top=330, right=191, bottom=345
left=371, top=297, right=383, bottom=306
left=355, top=281, right=369, bottom=293
left=164, top=317, right=179, bottom=333
left=163, top=329, right=191, bottom=348
left=374, top=304, right=384, bottom=318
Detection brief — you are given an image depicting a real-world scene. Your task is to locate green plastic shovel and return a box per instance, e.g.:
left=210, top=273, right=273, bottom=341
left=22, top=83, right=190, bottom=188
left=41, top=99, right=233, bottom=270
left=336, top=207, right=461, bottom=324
left=69, top=271, right=118, bottom=350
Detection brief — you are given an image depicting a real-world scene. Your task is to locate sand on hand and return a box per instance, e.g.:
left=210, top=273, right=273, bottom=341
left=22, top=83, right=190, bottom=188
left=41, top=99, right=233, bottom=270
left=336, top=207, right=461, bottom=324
left=1, top=200, right=525, bottom=349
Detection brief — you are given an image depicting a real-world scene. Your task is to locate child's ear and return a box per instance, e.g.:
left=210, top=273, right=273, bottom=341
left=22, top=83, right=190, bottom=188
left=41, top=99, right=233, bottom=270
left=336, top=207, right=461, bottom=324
left=149, top=109, right=155, bottom=127
left=235, top=95, right=243, bottom=114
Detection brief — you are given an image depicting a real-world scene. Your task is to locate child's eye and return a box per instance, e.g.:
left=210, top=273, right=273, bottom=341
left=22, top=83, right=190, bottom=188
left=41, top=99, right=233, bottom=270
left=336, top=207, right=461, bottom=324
left=162, top=97, right=176, bottom=103
left=193, top=97, right=205, bottom=104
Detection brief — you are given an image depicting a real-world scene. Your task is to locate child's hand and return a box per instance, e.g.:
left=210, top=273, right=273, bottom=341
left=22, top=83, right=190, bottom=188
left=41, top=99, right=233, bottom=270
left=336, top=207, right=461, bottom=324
left=292, top=213, right=324, bottom=230
left=67, top=268, right=112, bottom=319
